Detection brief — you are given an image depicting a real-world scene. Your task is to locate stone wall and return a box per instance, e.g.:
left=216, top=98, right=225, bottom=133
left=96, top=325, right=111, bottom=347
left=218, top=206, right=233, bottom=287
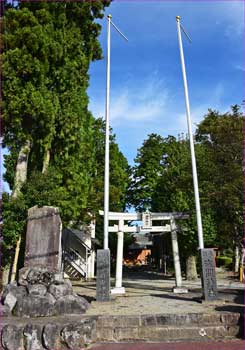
left=1, top=316, right=96, bottom=350
left=1, top=312, right=243, bottom=349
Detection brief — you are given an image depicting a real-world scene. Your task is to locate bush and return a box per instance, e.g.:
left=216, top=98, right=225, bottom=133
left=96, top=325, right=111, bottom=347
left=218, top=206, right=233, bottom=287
left=216, top=256, right=233, bottom=268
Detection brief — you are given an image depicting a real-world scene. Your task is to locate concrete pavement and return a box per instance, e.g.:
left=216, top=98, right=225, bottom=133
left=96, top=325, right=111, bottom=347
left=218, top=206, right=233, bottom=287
left=90, top=340, right=245, bottom=350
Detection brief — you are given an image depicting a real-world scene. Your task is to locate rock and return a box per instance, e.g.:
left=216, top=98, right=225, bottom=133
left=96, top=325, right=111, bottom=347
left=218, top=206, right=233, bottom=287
left=1, top=324, right=24, bottom=350
left=2, top=284, right=27, bottom=303
left=42, top=324, right=66, bottom=350
left=18, top=267, right=31, bottom=286
left=27, top=284, right=47, bottom=296
left=53, top=273, right=65, bottom=284
left=27, top=269, right=55, bottom=286
left=13, top=293, right=56, bottom=317
left=49, top=283, right=73, bottom=299
left=23, top=324, right=45, bottom=350
left=19, top=266, right=55, bottom=287
left=1, top=304, right=11, bottom=317
left=61, top=320, right=96, bottom=349
left=63, top=279, right=72, bottom=289
left=54, top=295, right=89, bottom=315
left=4, top=292, right=17, bottom=312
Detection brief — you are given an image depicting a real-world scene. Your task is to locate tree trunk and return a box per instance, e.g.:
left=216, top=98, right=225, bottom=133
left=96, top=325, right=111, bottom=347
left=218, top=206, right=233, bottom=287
left=11, top=140, right=31, bottom=281
left=12, top=140, right=31, bottom=198
left=10, top=236, right=21, bottom=282
left=1, top=266, right=11, bottom=287
left=240, top=247, right=244, bottom=268
left=42, top=149, right=50, bottom=174
left=186, top=255, right=198, bottom=280
left=234, top=245, right=240, bottom=273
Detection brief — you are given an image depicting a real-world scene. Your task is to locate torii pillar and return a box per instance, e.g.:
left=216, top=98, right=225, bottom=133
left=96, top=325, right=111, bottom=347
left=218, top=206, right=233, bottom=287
left=171, top=217, right=188, bottom=293
left=111, top=219, right=125, bottom=294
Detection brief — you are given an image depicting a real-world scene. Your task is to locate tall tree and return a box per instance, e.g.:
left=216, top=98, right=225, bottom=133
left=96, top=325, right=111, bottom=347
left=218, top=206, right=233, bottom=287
left=1, top=0, right=110, bottom=273
left=88, top=118, right=130, bottom=251
left=130, top=133, right=218, bottom=278
left=128, top=133, right=166, bottom=211
left=196, top=105, right=244, bottom=270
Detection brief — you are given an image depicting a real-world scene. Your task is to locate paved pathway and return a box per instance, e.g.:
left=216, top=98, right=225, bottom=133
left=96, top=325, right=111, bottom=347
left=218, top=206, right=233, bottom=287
left=89, top=340, right=245, bottom=350
left=73, top=269, right=244, bottom=316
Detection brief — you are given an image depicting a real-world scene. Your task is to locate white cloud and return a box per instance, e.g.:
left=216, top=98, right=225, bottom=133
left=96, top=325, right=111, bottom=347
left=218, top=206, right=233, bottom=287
left=234, top=64, right=245, bottom=72
left=90, top=74, right=169, bottom=125
left=174, top=81, right=230, bottom=134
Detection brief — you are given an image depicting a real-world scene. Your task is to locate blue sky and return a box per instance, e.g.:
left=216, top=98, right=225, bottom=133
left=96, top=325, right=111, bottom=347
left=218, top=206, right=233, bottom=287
left=88, top=0, right=244, bottom=165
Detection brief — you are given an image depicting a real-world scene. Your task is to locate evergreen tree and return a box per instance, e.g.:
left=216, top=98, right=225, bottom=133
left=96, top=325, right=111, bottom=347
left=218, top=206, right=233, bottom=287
left=1, top=0, right=113, bottom=268
left=128, top=133, right=166, bottom=211
left=196, top=105, right=244, bottom=265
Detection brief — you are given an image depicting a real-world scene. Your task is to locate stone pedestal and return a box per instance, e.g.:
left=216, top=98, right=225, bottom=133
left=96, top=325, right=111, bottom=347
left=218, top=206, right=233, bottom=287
left=96, top=249, right=110, bottom=302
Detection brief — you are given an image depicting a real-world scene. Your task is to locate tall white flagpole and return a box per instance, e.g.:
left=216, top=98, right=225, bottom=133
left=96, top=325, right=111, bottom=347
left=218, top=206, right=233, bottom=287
left=103, top=15, right=128, bottom=250
left=176, top=16, right=204, bottom=250
left=104, top=14, right=111, bottom=250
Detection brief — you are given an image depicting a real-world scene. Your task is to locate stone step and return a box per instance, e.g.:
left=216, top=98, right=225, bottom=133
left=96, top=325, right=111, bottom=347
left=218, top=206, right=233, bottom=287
left=96, top=312, right=241, bottom=328
left=97, top=325, right=240, bottom=342
left=1, top=312, right=243, bottom=349
left=96, top=313, right=243, bottom=342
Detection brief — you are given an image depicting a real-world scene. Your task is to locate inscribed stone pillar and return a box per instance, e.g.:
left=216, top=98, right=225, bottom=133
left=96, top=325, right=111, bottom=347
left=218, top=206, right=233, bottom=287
left=24, top=206, right=62, bottom=272
left=200, top=248, right=218, bottom=301
left=96, top=249, right=110, bottom=301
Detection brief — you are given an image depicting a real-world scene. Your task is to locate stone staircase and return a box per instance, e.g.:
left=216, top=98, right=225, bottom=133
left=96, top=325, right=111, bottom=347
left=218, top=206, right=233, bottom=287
left=1, top=312, right=243, bottom=349
left=96, top=312, right=243, bottom=342
left=63, top=232, right=93, bottom=280
left=63, top=247, right=88, bottom=280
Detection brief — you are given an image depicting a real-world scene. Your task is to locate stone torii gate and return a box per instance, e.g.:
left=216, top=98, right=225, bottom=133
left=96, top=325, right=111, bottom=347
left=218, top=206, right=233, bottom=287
left=99, top=210, right=189, bottom=294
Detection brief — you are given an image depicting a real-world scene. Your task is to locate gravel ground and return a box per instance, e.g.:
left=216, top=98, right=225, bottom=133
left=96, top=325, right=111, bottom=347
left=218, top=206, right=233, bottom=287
left=72, top=268, right=244, bottom=316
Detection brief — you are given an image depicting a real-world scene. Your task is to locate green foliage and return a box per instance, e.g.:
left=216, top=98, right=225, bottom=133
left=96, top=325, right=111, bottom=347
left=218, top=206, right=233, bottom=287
left=2, top=1, right=128, bottom=267
left=129, top=105, right=243, bottom=259
left=88, top=118, right=130, bottom=248
left=216, top=256, right=233, bottom=268
left=2, top=0, right=130, bottom=264
left=196, top=105, right=244, bottom=249
left=2, top=193, right=27, bottom=266
left=128, top=134, right=166, bottom=211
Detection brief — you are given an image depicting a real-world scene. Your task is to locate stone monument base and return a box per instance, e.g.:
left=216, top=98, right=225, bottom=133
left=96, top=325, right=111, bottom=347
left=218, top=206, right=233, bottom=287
left=111, top=287, right=125, bottom=295
left=1, top=266, right=89, bottom=318
left=172, top=286, right=188, bottom=294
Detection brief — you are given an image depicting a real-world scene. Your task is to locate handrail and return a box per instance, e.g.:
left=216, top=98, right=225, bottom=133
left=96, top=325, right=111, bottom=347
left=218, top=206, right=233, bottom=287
left=64, top=247, right=87, bottom=276
left=64, top=228, right=92, bottom=252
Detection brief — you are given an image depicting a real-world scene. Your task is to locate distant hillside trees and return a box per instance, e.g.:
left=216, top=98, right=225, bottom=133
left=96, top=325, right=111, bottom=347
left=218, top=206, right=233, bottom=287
left=128, top=106, right=244, bottom=277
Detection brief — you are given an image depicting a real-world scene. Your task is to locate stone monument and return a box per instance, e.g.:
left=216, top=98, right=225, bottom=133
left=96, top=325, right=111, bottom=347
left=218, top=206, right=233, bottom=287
left=96, top=249, right=110, bottom=301
left=1, top=206, right=89, bottom=319
left=24, top=206, right=62, bottom=271
left=201, top=248, right=218, bottom=301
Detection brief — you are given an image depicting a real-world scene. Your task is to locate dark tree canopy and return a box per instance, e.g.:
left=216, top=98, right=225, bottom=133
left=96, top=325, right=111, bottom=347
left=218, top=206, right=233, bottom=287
left=2, top=0, right=131, bottom=265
